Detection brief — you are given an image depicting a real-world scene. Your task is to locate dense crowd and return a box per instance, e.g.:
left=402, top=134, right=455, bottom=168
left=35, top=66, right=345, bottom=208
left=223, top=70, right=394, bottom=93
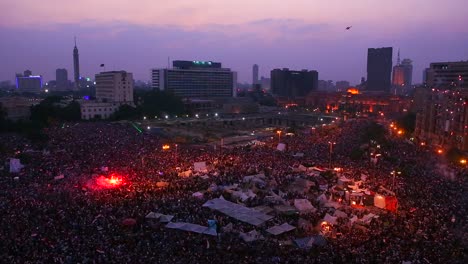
left=0, top=119, right=466, bottom=263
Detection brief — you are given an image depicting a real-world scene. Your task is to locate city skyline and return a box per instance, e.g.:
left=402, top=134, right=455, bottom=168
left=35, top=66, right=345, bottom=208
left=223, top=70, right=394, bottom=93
left=0, top=0, right=467, bottom=84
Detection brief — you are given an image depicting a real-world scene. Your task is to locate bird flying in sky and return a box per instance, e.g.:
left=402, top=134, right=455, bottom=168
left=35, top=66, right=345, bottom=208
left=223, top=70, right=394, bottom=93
left=346, top=26, right=352, bottom=30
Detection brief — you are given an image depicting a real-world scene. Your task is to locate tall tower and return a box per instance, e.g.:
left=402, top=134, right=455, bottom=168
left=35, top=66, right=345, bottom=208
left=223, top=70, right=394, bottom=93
left=73, top=37, right=80, bottom=90
left=252, top=64, right=259, bottom=86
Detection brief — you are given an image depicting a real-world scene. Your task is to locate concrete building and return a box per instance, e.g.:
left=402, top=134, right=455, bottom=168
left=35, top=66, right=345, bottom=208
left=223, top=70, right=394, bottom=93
left=151, top=60, right=237, bottom=98
left=15, top=72, right=43, bottom=93
left=425, top=61, right=468, bottom=89
left=367, top=47, right=393, bottom=93
left=95, top=71, right=134, bottom=103
left=271, top=68, right=318, bottom=98
left=80, top=101, right=120, bottom=120
left=0, top=97, right=40, bottom=120
left=252, top=64, right=259, bottom=85
left=415, top=88, right=468, bottom=151
left=55, top=68, right=69, bottom=91
left=80, top=71, right=134, bottom=120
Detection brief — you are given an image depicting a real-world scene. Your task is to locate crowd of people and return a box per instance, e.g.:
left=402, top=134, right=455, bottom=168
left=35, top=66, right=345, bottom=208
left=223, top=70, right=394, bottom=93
left=0, top=119, right=466, bottom=263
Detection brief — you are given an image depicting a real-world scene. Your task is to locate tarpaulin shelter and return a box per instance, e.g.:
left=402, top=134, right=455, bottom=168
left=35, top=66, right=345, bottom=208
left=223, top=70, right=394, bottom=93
left=193, top=162, right=207, bottom=172
left=203, top=198, right=274, bottom=226
left=374, top=194, right=386, bottom=209
left=323, top=214, right=337, bottom=225
left=294, top=199, right=316, bottom=213
left=166, top=222, right=217, bottom=236
left=9, top=158, right=24, bottom=173
left=274, top=205, right=298, bottom=215
left=266, top=223, right=296, bottom=236
left=385, top=196, right=398, bottom=212
left=276, top=143, right=286, bottom=151
left=240, top=230, right=263, bottom=242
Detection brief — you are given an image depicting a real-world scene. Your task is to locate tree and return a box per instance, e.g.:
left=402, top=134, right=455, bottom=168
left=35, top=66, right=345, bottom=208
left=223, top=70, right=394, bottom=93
left=139, top=90, right=186, bottom=116
left=396, top=112, right=416, bottom=134
left=111, top=104, right=141, bottom=120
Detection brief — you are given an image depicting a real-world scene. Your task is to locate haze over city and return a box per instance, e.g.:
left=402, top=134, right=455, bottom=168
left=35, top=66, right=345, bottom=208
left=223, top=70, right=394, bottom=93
left=1, top=0, right=467, bottom=83
left=1, top=1, right=468, bottom=263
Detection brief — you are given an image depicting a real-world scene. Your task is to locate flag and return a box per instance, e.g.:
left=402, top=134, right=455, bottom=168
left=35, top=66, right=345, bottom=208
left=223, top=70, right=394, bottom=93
left=100, top=64, right=105, bottom=67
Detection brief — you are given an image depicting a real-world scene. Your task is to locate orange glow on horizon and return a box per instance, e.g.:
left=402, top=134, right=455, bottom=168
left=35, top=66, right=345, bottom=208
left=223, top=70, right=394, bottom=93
left=347, top=88, right=360, bottom=95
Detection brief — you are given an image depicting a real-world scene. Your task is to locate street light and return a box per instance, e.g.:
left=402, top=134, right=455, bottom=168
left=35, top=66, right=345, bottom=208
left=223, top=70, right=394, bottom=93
left=328, top=141, right=336, bottom=169
left=276, top=130, right=282, bottom=144
left=460, top=159, right=466, bottom=165
left=391, top=170, right=402, bottom=191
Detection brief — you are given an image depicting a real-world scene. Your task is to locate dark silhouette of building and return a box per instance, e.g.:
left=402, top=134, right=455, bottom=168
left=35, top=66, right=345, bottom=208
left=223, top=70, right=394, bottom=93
left=15, top=71, right=42, bottom=93
left=271, top=68, right=318, bottom=98
left=252, top=64, right=259, bottom=85
left=56, top=68, right=69, bottom=90
left=73, top=37, right=80, bottom=90
left=425, top=61, right=468, bottom=89
left=367, top=47, right=393, bottom=93
left=151, top=60, right=237, bottom=98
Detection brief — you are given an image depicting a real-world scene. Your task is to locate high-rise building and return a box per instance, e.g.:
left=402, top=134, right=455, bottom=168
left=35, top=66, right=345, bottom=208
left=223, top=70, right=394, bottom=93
left=401, top=59, right=413, bottom=87
left=80, top=71, right=133, bottom=120
left=95, top=71, right=134, bottom=103
left=271, top=68, right=318, bottom=98
left=56, top=68, right=69, bottom=90
left=73, top=37, right=80, bottom=90
left=151, top=60, right=237, bottom=98
left=15, top=72, right=43, bottom=93
left=392, top=50, right=413, bottom=90
left=367, top=47, right=393, bottom=93
left=425, top=61, right=468, bottom=89
left=252, top=64, right=259, bottom=85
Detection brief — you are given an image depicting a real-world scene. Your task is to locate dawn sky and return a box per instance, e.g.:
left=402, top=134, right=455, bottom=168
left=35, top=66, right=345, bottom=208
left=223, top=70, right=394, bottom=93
left=1, top=0, right=467, bottom=84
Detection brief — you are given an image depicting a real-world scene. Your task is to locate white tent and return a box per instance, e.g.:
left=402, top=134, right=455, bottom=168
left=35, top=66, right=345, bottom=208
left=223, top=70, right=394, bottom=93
left=159, top=214, right=174, bottom=223
left=374, top=194, right=386, bottom=209
left=54, top=174, right=65, bottom=180
left=323, top=213, right=338, bottom=225
left=9, top=158, right=24, bottom=173
left=192, top=192, right=204, bottom=199
left=276, top=143, right=286, bottom=151
left=166, top=222, right=217, bottom=236
left=178, top=170, right=192, bottom=177
left=333, top=210, right=348, bottom=218
left=239, top=230, right=263, bottom=242
left=266, top=223, right=296, bottom=236
left=316, top=194, right=329, bottom=205
left=194, top=162, right=207, bottom=172
left=294, top=199, right=316, bottom=213
left=293, top=152, right=304, bottom=158
left=203, top=198, right=274, bottom=226
left=145, top=212, right=163, bottom=219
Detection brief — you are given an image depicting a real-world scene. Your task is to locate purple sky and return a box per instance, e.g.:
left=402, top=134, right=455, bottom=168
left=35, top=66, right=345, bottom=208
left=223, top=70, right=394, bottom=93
left=1, top=0, right=467, bottom=84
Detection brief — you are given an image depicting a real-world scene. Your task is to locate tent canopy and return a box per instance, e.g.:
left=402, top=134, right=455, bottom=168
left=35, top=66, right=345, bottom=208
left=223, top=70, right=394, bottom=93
left=266, top=223, right=296, bottom=236
left=166, top=222, right=217, bottom=236
left=203, top=198, right=274, bottom=226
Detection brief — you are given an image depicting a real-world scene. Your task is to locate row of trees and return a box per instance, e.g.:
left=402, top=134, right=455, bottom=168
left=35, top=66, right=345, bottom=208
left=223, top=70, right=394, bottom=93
left=111, top=90, right=186, bottom=120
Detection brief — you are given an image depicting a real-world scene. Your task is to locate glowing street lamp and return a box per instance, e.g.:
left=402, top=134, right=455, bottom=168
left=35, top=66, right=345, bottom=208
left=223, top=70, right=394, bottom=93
left=162, top=144, right=170, bottom=150
left=276, top=130, right=282, bottom=144
left=437, top=149, right=443, bottom=154
left=328, top=141, right=336, bottom=169
left=460, top=159, right=466, bottom=165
